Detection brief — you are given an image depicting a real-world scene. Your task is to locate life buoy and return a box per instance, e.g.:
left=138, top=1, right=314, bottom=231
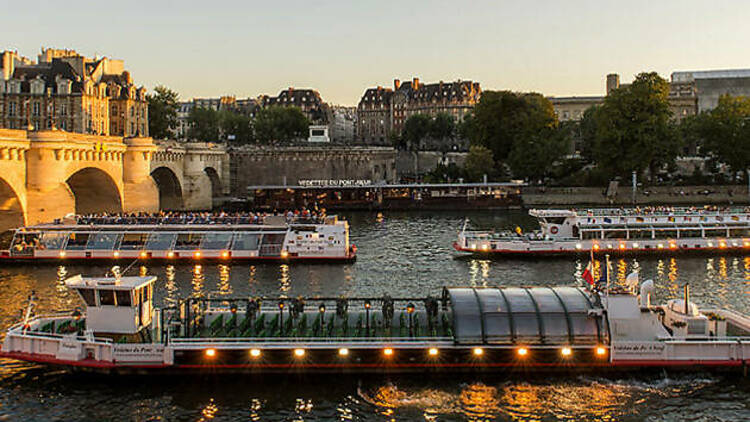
left=550, top=226, right=559, bottom=235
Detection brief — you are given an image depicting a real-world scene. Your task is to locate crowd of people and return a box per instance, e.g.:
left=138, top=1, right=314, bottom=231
left=580, top=205, right=750, bottom=217
left=70, top=209, right=327, bottom=226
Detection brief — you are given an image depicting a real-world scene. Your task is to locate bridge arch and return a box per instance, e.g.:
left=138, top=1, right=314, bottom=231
left=151, top=166, right=184, bottom=210
left=0, top=177, right=25, bottom=231
left=204, top=166, right=222, bottom=200
left=66, top=167, right=123, bottom=215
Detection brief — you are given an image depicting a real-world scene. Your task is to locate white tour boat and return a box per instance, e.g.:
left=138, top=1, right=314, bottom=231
left=455, top=207, right=750, bottom=256
left=1, top=272, right=749, bottom=374
left=0, top=215, right=355, bottom=263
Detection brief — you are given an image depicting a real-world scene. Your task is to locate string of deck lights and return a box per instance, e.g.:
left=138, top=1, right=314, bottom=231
left=201, top=346, right=609, bottom=360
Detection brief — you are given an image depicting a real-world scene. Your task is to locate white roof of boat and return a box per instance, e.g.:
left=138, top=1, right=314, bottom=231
left=529, top=209, right=577, bottom=217
left=65, top=275, right=156, bottom=290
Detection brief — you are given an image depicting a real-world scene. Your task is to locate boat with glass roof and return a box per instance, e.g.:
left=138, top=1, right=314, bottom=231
left=2, top=271, right=749, bottom=374
left=0, top=214, right=355, bottom=263
left=455, top=207, right=750, bottom=256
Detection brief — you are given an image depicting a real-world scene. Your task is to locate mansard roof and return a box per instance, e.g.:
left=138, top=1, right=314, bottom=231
left=10, top=60, right=83, bottom=93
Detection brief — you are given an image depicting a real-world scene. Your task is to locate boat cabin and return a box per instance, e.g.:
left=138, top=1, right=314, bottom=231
left=65, top=275, right=155, bottom=335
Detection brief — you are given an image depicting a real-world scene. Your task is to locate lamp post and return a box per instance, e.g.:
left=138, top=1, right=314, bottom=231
left=406, top=302, right=415, bottom=337
left=278, top=301, right=285, bottom=336
left=318, top=303, right=326, bottom=334
left=364, top=300, right=371, bottom=337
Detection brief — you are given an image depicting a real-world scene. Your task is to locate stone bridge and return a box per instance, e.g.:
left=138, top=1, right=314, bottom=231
left=0, top=129, right=228, bottom=231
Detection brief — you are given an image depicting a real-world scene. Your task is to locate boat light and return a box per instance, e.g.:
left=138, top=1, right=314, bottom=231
left=194, top=251, right=201, bottom=259
left=619, top=244, right=626, bottom=250
left=632, top=242, right=639, bottom=248
left=280, top=250, right=289, bottom=259
left=593, top=244, right=600, bottom=251
left=167, top=251, right=175, bottom=258
left=596, top=346, right=607, bottom=357
left=383, top=348, right=394, bottom=356
left=293, top=348, right=305, bottom=357
left=517, top=347, right=528, bottom=357
left=428, top=348, right=439, bottom=356
left=59, top=251, right=66, bottom=258
left=338, top=348, right=349, bottom=356
left=560, top=347, right=572, bottom=357
left=575, top=243, right=582, bottom=250
left=250, top=349, right=261, bottom=357
left=481, top=244, right=489, bottom=251
left=657, top=243, right=664, bottom=249
left=140, top=251, right=147, bottom=258
left=472, top=347, right=484, bottom=356
left=606, top=244, right=613, bottom=249
left=719, top=241, right=726, bottom=248
left=205, top=348, right=216, bottom=358
left=221, top=251, right=229, bottom=259
left=669, top=243, right=677, bottom=249
left=113, top=251, right=120, bottom=258
left=707, top=241, right=714, bottom=247
left=744, top=241, right=750, bottom=247
left=732, top=241, right=738, bottom=247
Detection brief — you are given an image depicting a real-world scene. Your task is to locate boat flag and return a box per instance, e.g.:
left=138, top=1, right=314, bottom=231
left=582, top=261, right=595, bottom=286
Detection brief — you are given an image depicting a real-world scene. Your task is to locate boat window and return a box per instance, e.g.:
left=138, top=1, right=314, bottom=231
left=145, top=233, right=176, bottom=250
left=38, top=232, right=68, bottom=250
left=603, top=230, right=626, bottom=239
left=629, top=229, right=653, bottom=239
left=120, top=233, right=148, bottom=250
left=10, top=232, right=40, bottom=255
left=200, top=232, right=232, bottom=250
left=231, top=233, right=260, bottom=250
left=261, top=233, right=286, bottom=245
left=582, top=231, right=601, bottom=240
left=175, top=233, right=204, bottom=250
left=0, top=230, right=15, bottom=250
left=66, top=233, right=90, bottom=250
left=546, top=217, right=567, bottom=224
left=99, top=289, right=116, bottom=306
left=86, top=232, right=122, bottom=250
left=115, top=290, right=132, bottom=307
left=729, top=228, right=750, bottom=237
left=679, top=229, right=702, bottom=239
left=654, top=229, right=677, bottom=239
left=77, top=288, right=97, bottom=306
left=703, top=228, right=727, bottom=237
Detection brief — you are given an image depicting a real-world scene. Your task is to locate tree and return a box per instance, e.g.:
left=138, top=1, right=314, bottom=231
left=146, top=86, right=180, bottom=139
left=589, top=72, right=680, bottom=181
left=578, top=105, right=600, bottom=162
left=467, top=91, right=557, bottom=164
left=464, top=145, right=496, bottom=182
left=187, top=107, right=220, bottom=141
left=429, top=112, right=456, bottom=148
left=401, top=114, right=432, bottom=180
left=695, top=95, right=750, bottom=176
left=507, top=126, right=570, bottom=182
left=254, top=106, right=309, bottom=144
left=219, top=111, right=254, bottom=144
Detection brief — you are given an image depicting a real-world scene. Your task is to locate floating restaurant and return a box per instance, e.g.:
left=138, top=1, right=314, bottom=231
left=247, top=182, right=523, bottom=211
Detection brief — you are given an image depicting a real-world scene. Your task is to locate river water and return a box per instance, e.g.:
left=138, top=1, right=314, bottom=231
left=0, top=210, right=748, bottom=421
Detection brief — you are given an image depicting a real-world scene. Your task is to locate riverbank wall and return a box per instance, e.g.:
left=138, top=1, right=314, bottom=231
left=522, top=185, right=749, bottom=207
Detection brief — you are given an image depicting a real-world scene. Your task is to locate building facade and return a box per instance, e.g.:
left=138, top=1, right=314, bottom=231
left=263, top=88, right=329, bottom=124
left=671, top=69, right=750, bottom=113
left=0, top=47, right=147, bottom=136
left=356, top=78, right=481, bottom=145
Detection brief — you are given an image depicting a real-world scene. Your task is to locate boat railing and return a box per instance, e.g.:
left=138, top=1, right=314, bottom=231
left=654, top=336, right=750, bottom=343
left=169, top=336, right=454, bottom=346
left=6, top=312, right=81, bottom=331
left=6, top=328, right=114, bottom=344
left=576, top=208, right=750, bottom=218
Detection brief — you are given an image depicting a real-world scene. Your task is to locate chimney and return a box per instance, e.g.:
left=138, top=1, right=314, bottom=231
left=413, top=77, right=419, bottom=89
left=606, top=73, right=620, bottom=95
left=394, top=79, right=400, bottom=90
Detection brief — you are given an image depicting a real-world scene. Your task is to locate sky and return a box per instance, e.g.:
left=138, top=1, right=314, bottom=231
left=2, top=0, right=749, bottom=105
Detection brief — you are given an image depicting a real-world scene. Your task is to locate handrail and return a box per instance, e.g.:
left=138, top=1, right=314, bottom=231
left=7, top=330, right=114, bottom=344
left=170, top=336, right=453, bottom=344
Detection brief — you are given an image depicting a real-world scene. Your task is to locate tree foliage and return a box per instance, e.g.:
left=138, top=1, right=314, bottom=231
left=467, top=91, right=557, bottom=162
left=219, top=111, right=254, bottom=144
left=463, top=145, right=496, bottom=182
left=146, top=85, right=179, bottom=139
left=587, top=72, right=680, bottom=180
left=254, top=106, right=309, bottom=144
left=507, top=124, right=570, bottom=182
left=694, top=95, right=750, bottom=174
left=400, top=114, right=432, bottom=151
left=187, top=107, right=220, bottom=141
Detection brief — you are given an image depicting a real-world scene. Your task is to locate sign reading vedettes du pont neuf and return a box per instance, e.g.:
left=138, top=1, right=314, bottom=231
left=298, top=180, right=372, bottom=187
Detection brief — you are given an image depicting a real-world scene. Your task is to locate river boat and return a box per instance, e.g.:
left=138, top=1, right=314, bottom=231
left=2, top=272, right=749, bottom=374
left=454, top=207, right=750, bottom=256
left=0, top=215, right=355, bottom=263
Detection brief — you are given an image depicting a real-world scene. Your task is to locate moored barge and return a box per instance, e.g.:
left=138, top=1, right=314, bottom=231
left=0, top=215, right=355, bottom=263
left=455, top=207, right=750, bottom=256
left=2, top=273, right=749, bottom=374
